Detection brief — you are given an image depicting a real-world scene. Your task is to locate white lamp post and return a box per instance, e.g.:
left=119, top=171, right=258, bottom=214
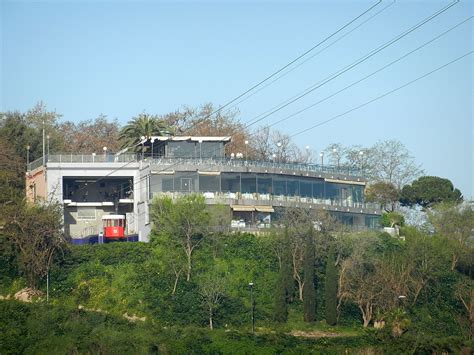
left=320, top=151, right=324, bottom=168
left=151, top=138, right=156, bottom=158
left=103, top=146, right=107, bottom=160
left=249, top=282, right=255, bottom=333
left=26, top=145, right=30, bottom=168
left=245, top=140, right=249, bottom=161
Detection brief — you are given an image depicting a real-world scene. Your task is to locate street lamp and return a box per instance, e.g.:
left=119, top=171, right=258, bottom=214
left=103, top=146, right=107, bottom=161
left=276, top=142, right=282, bottom=163
left=244, top=140, right=249, bottom=161
left=26, top=145, right=30, bottom=168
left=305, top=145, right=310, bottom=163
left=46, top=134, right=50, bottom=156
left=320, top=151, right=324, bottom=168
left=333, top=147, right=340, bottom=169
left=151, top=138, right=156, bottom=159
left=249, top=282, right=255, bottom=333
left=198, top=139, right=203, bottom=160
left=140, top=136, right=146, bottom=160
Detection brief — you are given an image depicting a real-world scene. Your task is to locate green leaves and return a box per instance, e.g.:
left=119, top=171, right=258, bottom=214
left=400, top=176, right=463, bottom=208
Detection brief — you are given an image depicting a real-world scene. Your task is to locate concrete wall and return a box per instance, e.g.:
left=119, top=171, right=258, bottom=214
left=25, top=167, right=46, bottom=203
left=45, top=161, right=148, bottom=241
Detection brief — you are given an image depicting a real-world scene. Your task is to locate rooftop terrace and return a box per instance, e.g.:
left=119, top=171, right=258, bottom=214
left=28, top=154, right=365, bottom=179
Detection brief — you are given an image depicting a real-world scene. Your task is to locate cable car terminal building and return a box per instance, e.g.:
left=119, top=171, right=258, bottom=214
left=26, top=136, right=381, bottom=243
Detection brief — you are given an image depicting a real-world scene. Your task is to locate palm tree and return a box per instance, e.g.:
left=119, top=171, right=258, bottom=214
left=119, top=113, right=173, bottom=150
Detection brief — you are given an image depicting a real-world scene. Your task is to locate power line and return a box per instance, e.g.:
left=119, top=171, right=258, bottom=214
left=242, top=0, right=459, bottom=129
left=290, top=51, right=473, bottom=138
left=261, top=16, right=473, bottom=132
left=221, top=1, right=396, bottom=115
left=177, top=0, right=383, bottom=133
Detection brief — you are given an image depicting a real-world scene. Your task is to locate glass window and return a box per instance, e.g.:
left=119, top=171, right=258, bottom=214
left=167, top=141, right=197, bottom=158
left=313, top=180, right=324, bottom=199
left=300, top=179, right=312, bottom=198
left=325, top=182, right=340, bottom=202
left=221, top=173, right=240, bottom=193
left=257, top=175, right=272, bottom=194
left=150, top=175, right=174, bottom=193
left=287, top=178, right=299, bottom=196
left=201, top=142, right=224, bottom=158
left=365, top=215, right=380, bottom=229
left=199, top=175, right=220, bottom=192
left=273, top=176, right=287, bottom=196
left=241, top=174, right=256, bottom=194
left=174, top=172, right=197, bottom=192
left=353, top=185, right=364, bottom=203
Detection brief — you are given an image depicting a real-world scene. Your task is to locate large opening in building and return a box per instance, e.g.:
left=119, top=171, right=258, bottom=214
left=63, top=177, right=133, bottom=203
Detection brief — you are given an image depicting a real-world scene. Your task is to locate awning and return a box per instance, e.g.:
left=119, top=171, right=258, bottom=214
left=324, top=178, right=366, bottom=186
left=255, top=206, right=274, bottom=213
left=231, top=205, right=255, bottom=212
left=198, top=171, right=221, bottom=176
left=151, top=170, right=174, bottom=175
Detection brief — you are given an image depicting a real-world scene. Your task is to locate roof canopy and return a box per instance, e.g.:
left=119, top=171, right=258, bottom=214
left=140, top=136, right=231, bottom=144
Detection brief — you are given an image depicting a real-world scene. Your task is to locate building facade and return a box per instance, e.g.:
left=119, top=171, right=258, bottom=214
left=26, top=136, right=381, bottom=242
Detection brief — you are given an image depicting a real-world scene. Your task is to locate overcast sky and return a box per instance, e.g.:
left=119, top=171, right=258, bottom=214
left=1, top=0, right=472, bottom=198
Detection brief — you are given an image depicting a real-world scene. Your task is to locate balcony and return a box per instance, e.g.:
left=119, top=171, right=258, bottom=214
left=28, top=154, right=364, bottom=179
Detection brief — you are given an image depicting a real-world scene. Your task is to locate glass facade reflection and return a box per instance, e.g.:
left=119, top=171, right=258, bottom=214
left=149, top=171, right=365, bottom=206
left=166, top=141, right=224, bottom=158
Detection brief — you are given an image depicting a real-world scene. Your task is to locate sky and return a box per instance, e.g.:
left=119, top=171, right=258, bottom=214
left=1, top=0, right=473, bottom=198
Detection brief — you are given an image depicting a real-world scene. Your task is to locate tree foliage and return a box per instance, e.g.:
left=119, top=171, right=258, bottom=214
left=1, top=202, right=66, bottom=288
left=119, top=113, right=173, bottom=150
left=150, top=194, right=210, bottom=281
left=58, top=115, right=121, bottom=153
left=400, top=176, right=463, bottom=208
left=380, top=212, right=405, bottom=228
left=427, top=202, right=474, bottom=271
left=274, top=228, right=292, bottom=323
left=302, top=228, right=316, bottom=322
left=365, top=182, right=399, bottom=212
left=325, top=244, right=338, bottom=326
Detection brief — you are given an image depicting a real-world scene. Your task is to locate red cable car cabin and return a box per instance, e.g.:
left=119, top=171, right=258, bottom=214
left=102, top=215, right=126, bottom=239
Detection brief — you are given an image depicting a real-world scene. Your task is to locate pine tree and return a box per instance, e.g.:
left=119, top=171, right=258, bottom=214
left=303, top=227, right=316, bottom=322
left=274, top=228, right=293, bottom=322
left=325, top=244, right=338, bottom=326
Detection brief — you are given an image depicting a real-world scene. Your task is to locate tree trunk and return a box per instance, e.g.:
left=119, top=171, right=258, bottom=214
left=360, top=304, right=372, bottom=328
left=186, top=256, right=191, bottom=281
left=450, top=253, right=458, bottom=271
left=172, top=270, right=181, bottom=295
left=209, top=309, right=213, bottom=330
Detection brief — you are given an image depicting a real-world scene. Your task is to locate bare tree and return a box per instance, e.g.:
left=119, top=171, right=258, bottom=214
left=251, top=126, right=273, bottom=161
left=370, top=140, right=423, bottom=189
left=199, top=272, right=225, bottom=330
left=324, top=143, right=345, bottom=168
left=2, top=201, right=66, bottom=289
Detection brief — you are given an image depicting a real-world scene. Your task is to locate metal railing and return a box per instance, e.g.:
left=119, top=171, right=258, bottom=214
left=28, top=154, right=363, bottom=178
left=27, top=154, right=138, bottom=171
left=153, top=191, right=380, bottom=212
left=149, top=157, right=364, bottom=177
